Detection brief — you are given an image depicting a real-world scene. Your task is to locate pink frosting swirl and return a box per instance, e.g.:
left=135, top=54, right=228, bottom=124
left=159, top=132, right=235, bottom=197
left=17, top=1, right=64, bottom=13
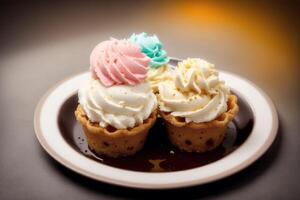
left=90, top=38, right=150, bottom=87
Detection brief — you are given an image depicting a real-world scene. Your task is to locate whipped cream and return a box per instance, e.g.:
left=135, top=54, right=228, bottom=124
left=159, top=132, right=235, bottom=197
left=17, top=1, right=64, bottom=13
left=79, top=78, right=157, bottom=129
left=158, top=58, right=230, bottom=123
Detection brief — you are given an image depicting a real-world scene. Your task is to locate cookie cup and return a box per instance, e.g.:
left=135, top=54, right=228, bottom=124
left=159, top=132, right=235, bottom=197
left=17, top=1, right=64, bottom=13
left=75, top=106, right=157, bottom=158
left=159, top=95, right=239, bottom=153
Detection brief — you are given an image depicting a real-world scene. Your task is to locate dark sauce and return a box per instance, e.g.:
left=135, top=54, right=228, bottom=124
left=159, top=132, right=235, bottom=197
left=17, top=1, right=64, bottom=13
left=58, top=92, right=254, bottom=172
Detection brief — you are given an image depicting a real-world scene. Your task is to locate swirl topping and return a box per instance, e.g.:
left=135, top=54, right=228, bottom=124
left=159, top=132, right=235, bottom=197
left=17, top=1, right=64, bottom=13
left=129, top=32, right=169, bottom=69
left=147, top=64, right=174, bottom=93
left=90, top=38, right=150, bottom=87
left=158, top=58, right=230, bottom=123
left=175, top=58, right=221, bottom=94
left=79, top=79, right=157, bottom=129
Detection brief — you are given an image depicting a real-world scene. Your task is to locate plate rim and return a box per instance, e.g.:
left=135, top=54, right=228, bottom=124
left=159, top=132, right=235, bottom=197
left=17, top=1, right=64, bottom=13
left=34, top=64, right=278, bottom=189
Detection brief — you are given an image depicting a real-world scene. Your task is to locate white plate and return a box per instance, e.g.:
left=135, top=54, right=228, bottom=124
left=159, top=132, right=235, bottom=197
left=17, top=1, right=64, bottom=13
left=34, top=68, right=278, bottom=189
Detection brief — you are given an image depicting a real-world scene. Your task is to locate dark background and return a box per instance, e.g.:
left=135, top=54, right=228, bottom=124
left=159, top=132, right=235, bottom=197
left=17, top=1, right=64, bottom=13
left=0, top=0, right=299, bottom=199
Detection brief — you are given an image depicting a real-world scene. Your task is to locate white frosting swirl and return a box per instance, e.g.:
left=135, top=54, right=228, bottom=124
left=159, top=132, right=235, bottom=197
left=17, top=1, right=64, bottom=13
left=175, top=58, right=220, bottom=94
left=78, top=79, right=157, bottom=129
left=158, top=58, right=230, bottom=123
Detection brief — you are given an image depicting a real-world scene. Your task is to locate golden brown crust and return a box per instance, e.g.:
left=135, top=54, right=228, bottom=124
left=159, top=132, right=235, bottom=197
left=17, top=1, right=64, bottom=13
left=159, top=95, right=239, bottom=153
left=75, top=106, right=157, bottom=157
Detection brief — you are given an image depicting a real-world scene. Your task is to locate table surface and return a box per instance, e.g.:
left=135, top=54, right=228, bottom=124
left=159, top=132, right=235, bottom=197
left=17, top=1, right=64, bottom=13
left=0, top=1, right=299, bottom=199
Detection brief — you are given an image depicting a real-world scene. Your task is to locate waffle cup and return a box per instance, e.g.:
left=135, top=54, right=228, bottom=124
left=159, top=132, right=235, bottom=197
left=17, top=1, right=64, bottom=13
left=75, top=106, right=157, bottom=158
left=159, top=95, right=239, bottom=153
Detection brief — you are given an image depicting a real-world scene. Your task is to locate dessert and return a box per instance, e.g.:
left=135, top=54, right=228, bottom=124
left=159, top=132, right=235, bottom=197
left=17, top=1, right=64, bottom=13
left=129, top=32, right=171, bottom=93
left=75, top=38, right=158, bottom=158
left=157, top=58, right=239, bottom=153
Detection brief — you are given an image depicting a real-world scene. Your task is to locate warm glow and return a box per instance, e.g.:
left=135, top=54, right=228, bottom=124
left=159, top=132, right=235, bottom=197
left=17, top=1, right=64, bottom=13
left=141, top=1, right=297, bottom=87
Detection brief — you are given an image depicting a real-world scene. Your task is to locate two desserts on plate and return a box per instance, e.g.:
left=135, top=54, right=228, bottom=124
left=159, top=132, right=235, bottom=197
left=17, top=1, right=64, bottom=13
left=75, top=33, right=239, bottom=158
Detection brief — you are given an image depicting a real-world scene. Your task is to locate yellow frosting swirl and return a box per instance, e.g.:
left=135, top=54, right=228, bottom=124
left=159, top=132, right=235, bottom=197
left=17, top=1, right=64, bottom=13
left=147, top=64, right=173, bottom=93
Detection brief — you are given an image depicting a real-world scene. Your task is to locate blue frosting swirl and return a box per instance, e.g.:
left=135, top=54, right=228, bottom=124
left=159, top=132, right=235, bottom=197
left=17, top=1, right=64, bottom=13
left=129, top=32, right=169, bottom=69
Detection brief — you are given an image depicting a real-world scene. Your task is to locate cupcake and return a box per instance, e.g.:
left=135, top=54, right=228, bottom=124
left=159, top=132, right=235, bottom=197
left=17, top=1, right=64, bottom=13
left=157, top=58, right=239, bottom=153
left=129, top=32, right=171, bottom=93
left=75, top=38, right=158, bottom=158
